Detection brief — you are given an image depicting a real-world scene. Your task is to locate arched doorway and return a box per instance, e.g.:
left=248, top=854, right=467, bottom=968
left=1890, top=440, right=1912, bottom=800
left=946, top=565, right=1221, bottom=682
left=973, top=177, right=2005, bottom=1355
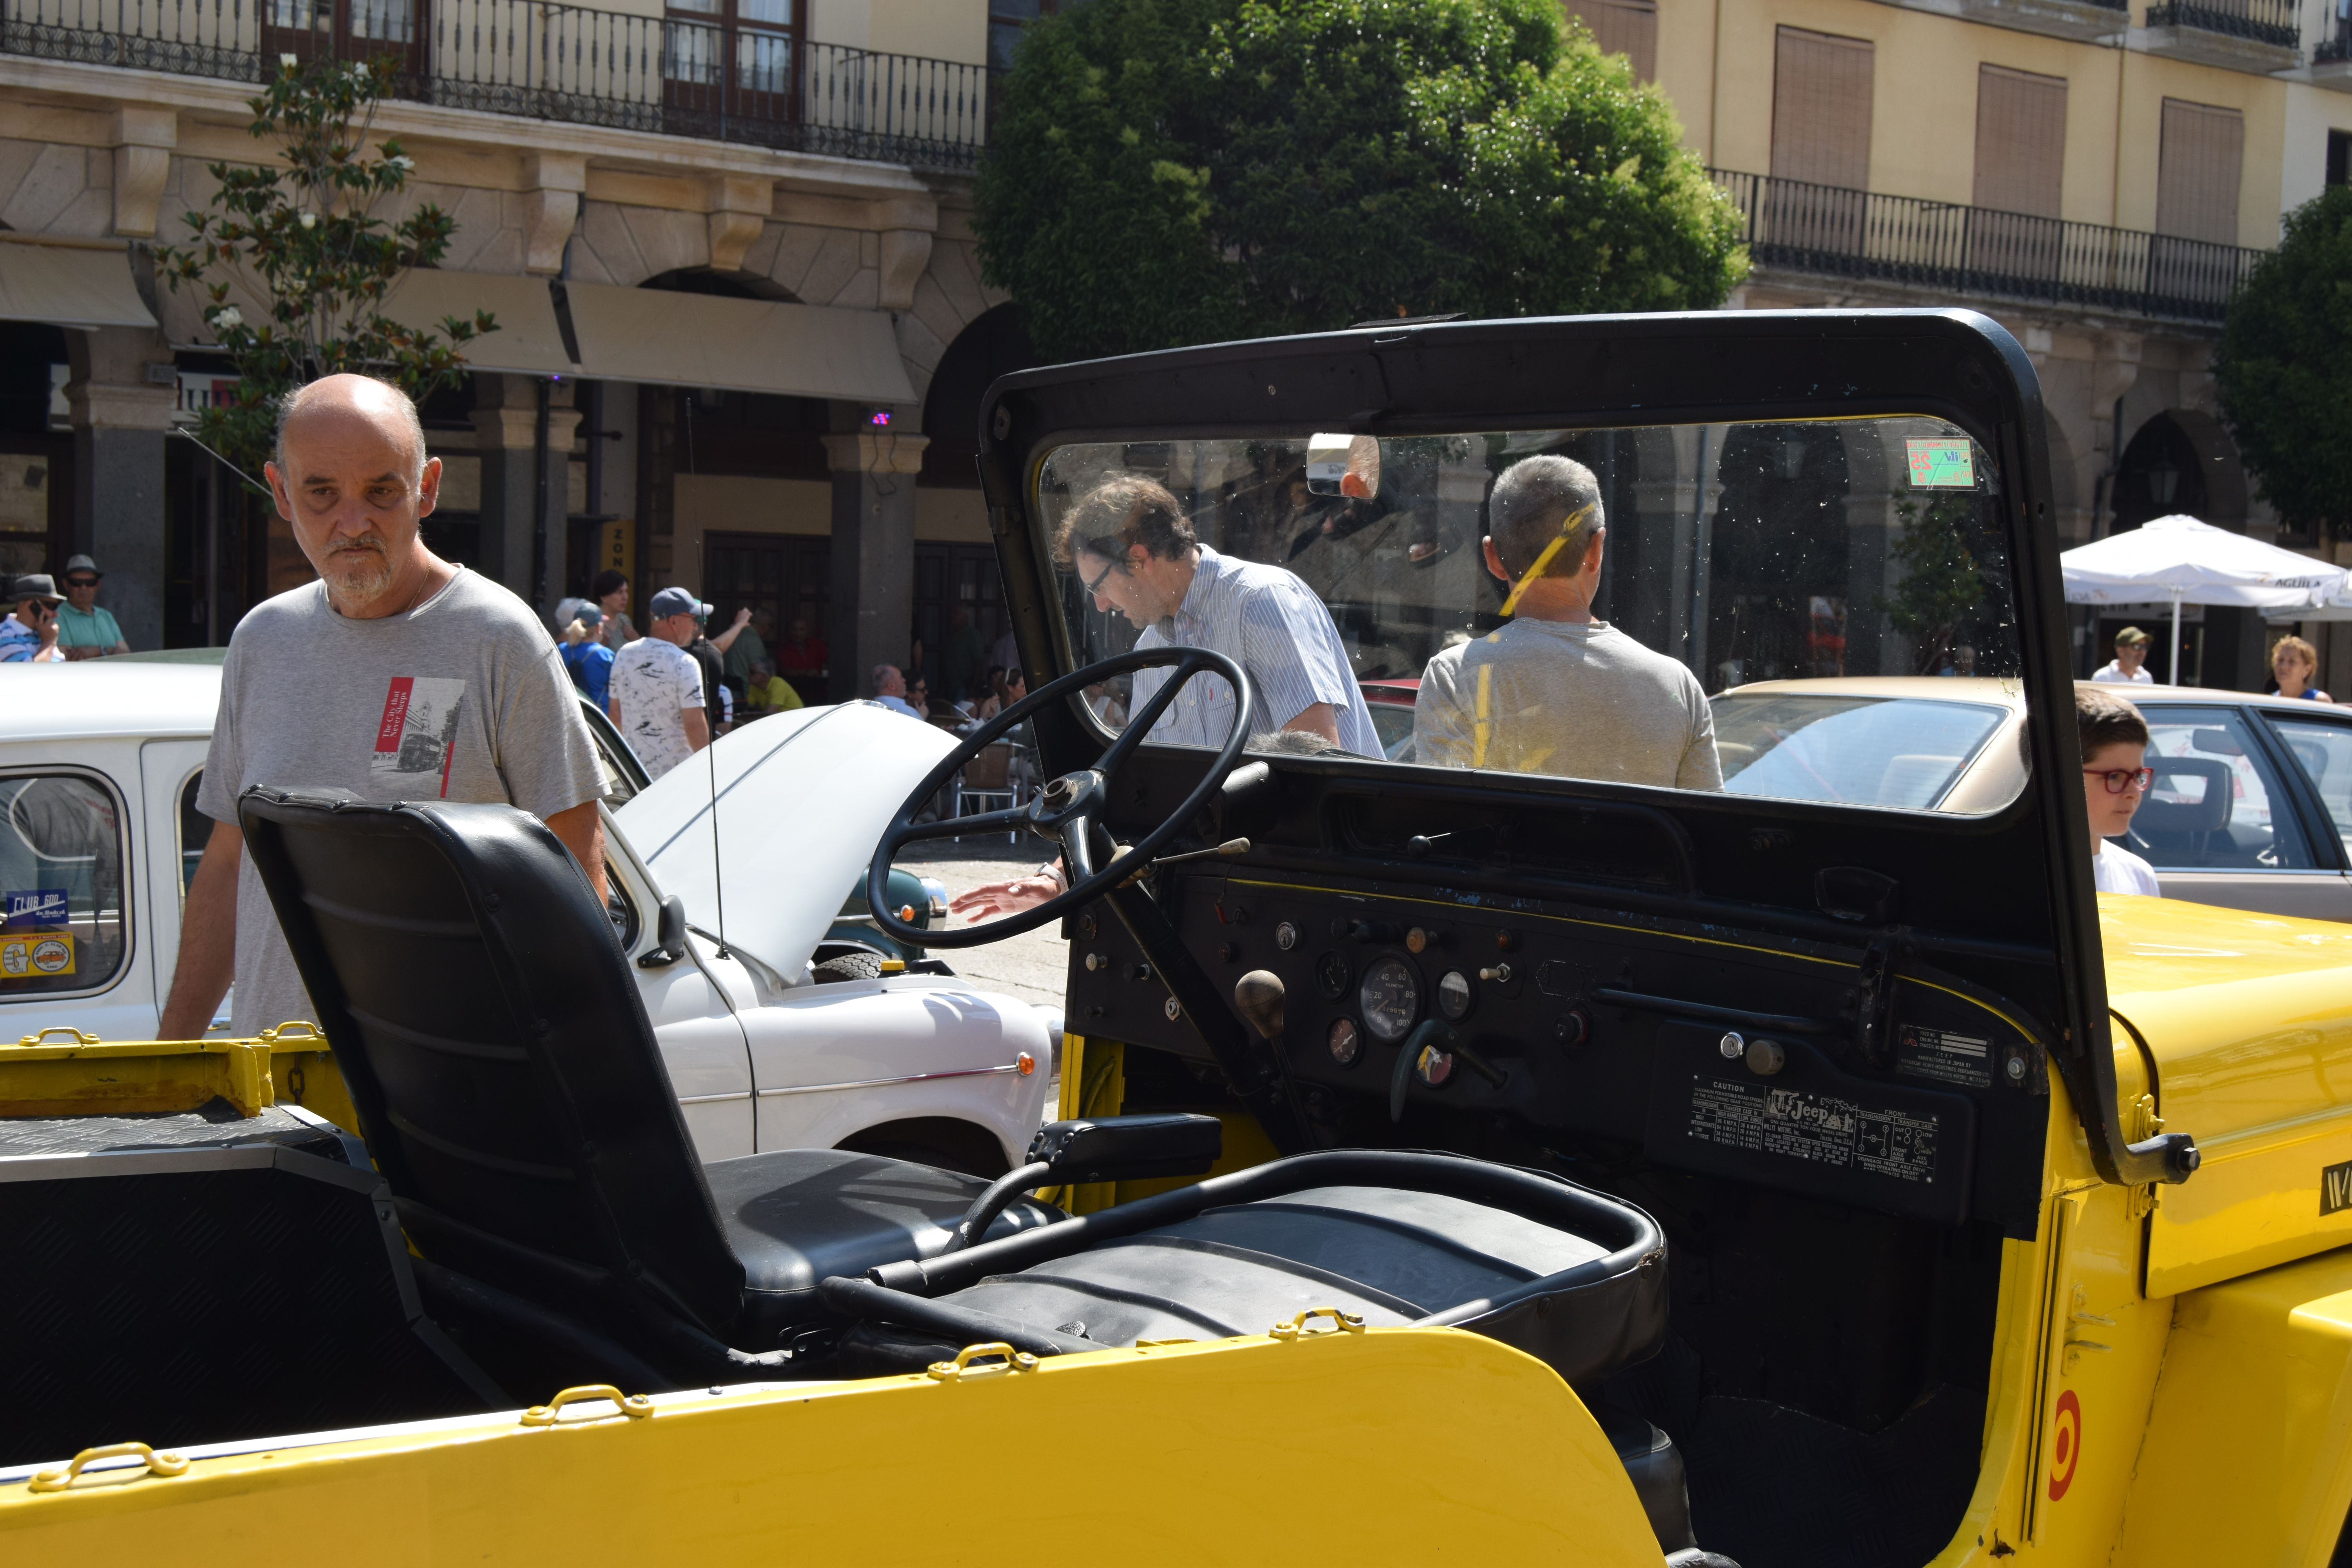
left=2112, top=413, right=2213, bottom=533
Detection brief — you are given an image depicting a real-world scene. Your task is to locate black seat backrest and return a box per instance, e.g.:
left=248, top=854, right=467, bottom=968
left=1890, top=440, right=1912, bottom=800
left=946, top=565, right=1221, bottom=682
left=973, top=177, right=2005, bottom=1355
left=2140, top=756, right=2233, bottom=839
left=238, top=786, right=744, bottom=1338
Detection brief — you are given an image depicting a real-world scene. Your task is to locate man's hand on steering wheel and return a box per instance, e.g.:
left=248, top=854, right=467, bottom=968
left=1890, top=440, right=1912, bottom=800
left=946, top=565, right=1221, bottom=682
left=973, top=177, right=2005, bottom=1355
left=867, top=646, right=1255, bottom=948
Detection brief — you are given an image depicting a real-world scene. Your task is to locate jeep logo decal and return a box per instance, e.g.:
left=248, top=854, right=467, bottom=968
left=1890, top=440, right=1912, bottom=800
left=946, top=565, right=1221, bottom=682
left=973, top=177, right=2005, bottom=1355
left=2325, top=1160, right=2352, bottom=1217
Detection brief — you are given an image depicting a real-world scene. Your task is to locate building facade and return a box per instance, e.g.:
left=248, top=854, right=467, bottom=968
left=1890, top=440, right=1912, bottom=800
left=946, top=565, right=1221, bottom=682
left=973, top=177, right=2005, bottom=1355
left=0, top=0, right=2346, bottom=692
left=1572, top=0, right=2352, bottom=684
left=0, top=0, right=1029, bottom=702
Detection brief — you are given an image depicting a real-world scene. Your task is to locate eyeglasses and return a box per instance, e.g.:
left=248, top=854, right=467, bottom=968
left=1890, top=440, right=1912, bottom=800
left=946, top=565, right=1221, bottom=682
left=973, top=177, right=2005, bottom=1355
left=64, top=577, right=98, bottom=589
left=2082, top=766, right=2155, bottom=794
left=1078, top=556, right=1118, bottom=597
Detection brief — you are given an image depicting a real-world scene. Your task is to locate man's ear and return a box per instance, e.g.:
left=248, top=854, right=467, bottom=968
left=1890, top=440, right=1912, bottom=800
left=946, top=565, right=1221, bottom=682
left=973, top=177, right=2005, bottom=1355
left=1583, top=528, right=1607, bottom=574
left=1481, top=536, right=1510, bottom=584
left=416, top=455, right=443, bottom=518
left=263, top=460, right=294, bottom=523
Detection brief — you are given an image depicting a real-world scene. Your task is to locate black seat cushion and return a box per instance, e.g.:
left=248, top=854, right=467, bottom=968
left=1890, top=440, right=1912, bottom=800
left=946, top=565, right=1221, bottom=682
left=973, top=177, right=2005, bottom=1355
left=710, top=1149, right=1060, bottom=1342
left=936, top=1185, right=1608, bottom=1343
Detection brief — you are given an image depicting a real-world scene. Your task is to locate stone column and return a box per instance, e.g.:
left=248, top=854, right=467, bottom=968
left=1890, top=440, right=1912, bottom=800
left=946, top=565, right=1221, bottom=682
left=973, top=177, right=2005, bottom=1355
left=471, top=373, right=577, bottom=615
left=823, top=428, right=928, bottom=704
left=64, top=326, right=176, bottom=651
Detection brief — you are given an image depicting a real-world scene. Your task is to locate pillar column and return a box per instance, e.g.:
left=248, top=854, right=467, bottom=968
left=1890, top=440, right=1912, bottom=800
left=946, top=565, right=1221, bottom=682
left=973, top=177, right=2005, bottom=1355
left=823, top=428, right=928, bottom=704
left=64, top=326, right=176, bottom=651
left=471, top=373, right=577, bottom=616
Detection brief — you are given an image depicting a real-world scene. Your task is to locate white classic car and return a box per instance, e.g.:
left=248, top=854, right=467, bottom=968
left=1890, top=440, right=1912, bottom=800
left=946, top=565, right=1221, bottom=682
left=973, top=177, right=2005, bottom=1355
left=0, top=656, right=1057, bottom=1174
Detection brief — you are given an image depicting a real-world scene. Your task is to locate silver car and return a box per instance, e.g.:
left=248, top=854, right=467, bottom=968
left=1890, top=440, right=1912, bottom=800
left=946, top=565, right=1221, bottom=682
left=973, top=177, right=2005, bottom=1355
left=1712, top=676, right=2352, bottom=921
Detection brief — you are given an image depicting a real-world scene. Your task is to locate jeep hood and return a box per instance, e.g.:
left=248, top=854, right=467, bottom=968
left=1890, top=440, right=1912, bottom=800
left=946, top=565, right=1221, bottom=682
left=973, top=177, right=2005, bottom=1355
left=2102, top=895, right=2352, bottom=1294
left=611, top=703, right=958, bottom=981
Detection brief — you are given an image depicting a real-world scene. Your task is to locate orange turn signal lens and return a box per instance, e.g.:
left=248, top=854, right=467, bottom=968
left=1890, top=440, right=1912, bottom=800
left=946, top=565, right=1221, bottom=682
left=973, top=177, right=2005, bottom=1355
left=1016, top=1051, right=1036, bottom=1076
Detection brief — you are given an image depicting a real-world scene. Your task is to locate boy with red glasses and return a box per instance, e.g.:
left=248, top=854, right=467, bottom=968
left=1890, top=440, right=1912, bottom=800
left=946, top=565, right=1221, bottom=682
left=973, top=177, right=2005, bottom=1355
left=2078, top=685, right=2161, bottom=897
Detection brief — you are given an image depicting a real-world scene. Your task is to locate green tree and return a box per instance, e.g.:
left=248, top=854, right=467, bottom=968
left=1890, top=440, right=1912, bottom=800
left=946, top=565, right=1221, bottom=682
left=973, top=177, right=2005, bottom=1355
left=158, top=55, right=495, bottom=481
left=1880, top=497, right=1989, bottom=675
left=2215, top=184, right=2352, bottom=537
left=973, top=0, right=1748, bottom=362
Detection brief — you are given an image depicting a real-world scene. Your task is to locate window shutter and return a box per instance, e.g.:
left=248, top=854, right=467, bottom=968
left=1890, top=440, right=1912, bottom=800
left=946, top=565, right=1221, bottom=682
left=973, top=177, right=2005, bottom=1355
left=1972, top=65, right=2067, bottom=218
left=2155, top=98, right=2245, bottom=245
left=1771, top=28, right=1874, bottom=191
left=1567, top=0, right=1657, bottom=81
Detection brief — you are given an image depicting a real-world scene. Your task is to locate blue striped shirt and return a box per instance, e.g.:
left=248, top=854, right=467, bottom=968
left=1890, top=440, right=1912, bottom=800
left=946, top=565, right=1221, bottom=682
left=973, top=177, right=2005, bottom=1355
left=1131, top=546, right=1381, bottom=757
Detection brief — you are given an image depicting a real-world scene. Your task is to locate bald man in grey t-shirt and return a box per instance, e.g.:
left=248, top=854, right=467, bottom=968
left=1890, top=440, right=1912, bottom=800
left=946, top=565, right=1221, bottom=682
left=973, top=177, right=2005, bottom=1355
left=159, top=374, right=606, bottom=1040
left=1414, top=455, right=1720, bottom=789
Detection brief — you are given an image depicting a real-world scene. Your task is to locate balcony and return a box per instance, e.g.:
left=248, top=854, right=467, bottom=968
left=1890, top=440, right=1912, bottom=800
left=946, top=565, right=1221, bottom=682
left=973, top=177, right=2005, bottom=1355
left=1711, top=170, right=2268, bottom=326
left=2141, top=0, right=2299, bottom=73
left=1877, top=0, right=2125, bottom=47
left=2283, top=17, right=2352, bottom=89
left=0, top=0, right=989, bottom=171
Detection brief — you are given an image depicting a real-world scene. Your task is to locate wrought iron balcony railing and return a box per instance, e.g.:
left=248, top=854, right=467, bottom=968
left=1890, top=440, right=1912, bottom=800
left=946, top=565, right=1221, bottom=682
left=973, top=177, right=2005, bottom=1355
left=1711, top=169, right=2268, bottom=326
left=0, top=0, right=989, bottom=171
left=2317, top=16, right=2352, bottom=60
left=2143, top=0, right=2299, bottom=48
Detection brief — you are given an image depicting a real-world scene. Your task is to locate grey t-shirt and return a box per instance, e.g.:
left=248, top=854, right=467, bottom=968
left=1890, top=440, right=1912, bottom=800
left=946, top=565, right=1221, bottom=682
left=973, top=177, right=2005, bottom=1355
left=197, top=569, right=606, bottom=1035
left=1413, top=618, right=1722, bottom=789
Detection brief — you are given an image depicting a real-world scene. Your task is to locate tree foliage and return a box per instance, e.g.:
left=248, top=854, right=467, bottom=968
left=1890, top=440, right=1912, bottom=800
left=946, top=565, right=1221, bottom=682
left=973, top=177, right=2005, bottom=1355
left=1880, top=497, right=1988, bottom=675
left=158, top=56, right=495, bottom=477
left=2214, top=184, right=2352, bottom=537
left=973, top=0, right=1748, bottom=361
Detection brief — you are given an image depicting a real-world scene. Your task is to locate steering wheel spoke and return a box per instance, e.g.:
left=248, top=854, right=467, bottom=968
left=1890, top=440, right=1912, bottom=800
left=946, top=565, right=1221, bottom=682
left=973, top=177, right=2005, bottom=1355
left=866, top=645, right=1256, bottom=949
left=897, top=805, right=1035, bottom=845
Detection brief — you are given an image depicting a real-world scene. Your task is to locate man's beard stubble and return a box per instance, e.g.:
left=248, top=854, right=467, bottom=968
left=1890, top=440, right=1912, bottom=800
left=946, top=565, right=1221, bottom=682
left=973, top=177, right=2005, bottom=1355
left=317, top=533, right=399, bottom=606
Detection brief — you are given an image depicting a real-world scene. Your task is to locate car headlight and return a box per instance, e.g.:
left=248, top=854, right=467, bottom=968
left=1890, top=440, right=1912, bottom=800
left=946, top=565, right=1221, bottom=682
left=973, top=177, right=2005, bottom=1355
left=920, top=876, right=949, bottom=920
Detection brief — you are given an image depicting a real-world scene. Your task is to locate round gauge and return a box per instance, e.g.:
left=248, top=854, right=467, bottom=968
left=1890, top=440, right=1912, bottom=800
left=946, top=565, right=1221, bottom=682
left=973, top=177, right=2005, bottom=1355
left=1436, top=969, right=1473, bottom=1022
left=1316, top=950, right=1350, bottom=1000
left=1327, top=1016, right=1361, bottom=1067
left=1415, top=1045, right=1455, bottom=1088
left=1357, top=957, right=1421, bottom=1044
left=1275, top=921, right=1299, bottom=952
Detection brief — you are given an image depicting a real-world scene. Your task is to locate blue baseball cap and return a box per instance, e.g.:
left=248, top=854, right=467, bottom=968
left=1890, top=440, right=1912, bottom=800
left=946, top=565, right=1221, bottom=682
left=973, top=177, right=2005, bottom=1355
left=650, top=586, right=709, bottom=620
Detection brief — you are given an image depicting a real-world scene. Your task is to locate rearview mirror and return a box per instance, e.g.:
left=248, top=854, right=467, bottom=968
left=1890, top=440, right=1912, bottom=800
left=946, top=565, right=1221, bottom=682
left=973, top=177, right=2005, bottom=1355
left=1306, top=433, right=1379, bottom=499
left=2190, top=728, right=2245, bottom=757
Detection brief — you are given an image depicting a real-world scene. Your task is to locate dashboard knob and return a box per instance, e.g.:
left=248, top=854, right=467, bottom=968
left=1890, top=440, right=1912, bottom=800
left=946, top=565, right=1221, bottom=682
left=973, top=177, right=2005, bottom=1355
left=1554, top=1010, right=1590, bottom=1048
left=1478, top=963, right=1513, bottom=984
left=1745, top=1038, right=1787, bottom=1076
left=1717, top=1031, right=1745, bottom=1060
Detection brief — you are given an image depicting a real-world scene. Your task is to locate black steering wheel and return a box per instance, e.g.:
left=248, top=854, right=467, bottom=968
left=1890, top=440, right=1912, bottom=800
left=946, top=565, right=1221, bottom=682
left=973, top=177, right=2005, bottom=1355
left=866, top=646, right=1255, bottom=948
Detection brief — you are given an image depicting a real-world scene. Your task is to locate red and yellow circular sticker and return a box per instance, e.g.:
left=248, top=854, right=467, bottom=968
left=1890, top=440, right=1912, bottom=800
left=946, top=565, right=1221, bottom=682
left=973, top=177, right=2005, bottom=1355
left=2048, top=1388, right=2083, bottom=1501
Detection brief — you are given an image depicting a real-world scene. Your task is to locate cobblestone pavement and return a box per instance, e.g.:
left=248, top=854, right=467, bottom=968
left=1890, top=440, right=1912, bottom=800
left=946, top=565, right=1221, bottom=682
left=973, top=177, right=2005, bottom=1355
left=897, top=840, right=1069, bottom=1013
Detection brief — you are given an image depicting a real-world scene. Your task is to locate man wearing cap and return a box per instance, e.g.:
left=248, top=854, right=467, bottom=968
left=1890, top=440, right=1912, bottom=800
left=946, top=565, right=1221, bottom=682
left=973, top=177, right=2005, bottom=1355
left=610, top=587, right=711, bottom=779
left=560, top=602, right=614, bottom=712
left=0, top=574, right=65, bottom=663
left=55, top=555, right=129, bottom=660
left=2093, top=626, right=2155, bottom=684
left=155, top=372, right=607, bottom=1042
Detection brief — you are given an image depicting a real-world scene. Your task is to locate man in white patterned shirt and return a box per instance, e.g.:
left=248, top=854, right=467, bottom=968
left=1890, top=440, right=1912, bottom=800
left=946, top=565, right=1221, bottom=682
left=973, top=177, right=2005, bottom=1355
left=1058, top=475, right=1378, bottom=756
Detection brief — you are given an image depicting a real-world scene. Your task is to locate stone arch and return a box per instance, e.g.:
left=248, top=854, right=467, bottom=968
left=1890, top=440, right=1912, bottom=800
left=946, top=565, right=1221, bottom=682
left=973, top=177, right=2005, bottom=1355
left=899, top=236, right=1011, bottom=410
left=916, top=303, right=1035, bottom=485
left=2114, top=410, right=2249, bottom=532
left=639, top=266, right=801, bottom=302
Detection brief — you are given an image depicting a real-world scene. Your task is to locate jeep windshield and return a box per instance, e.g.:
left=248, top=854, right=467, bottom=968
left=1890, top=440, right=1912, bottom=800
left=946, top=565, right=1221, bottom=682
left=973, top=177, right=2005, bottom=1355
left=1038, top=416, right=2028, bottom=815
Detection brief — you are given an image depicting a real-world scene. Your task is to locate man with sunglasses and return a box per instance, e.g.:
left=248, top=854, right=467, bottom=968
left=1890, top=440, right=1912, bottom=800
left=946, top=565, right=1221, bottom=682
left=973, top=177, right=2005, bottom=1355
left=54, top=555, right=130, bottom=660
left=0, top=574, right=65, bottom=663
left=2078, top=684, right=2162, bottom=897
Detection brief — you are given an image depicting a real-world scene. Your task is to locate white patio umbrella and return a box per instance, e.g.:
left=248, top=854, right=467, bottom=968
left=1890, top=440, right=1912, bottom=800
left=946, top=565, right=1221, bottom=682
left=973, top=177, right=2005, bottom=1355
left=2060, top=514, right=2348, bottom=685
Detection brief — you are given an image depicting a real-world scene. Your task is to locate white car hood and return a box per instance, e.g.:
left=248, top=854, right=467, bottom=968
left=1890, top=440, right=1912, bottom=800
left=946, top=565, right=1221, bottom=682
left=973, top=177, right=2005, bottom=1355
left=612, top=703, right=958, bottom=980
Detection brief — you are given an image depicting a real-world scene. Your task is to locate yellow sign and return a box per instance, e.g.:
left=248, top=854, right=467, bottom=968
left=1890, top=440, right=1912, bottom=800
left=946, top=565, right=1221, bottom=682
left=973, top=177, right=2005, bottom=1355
left=600, top=519, right=633, bottom=594
left=0, top=932, right=73, bottom=978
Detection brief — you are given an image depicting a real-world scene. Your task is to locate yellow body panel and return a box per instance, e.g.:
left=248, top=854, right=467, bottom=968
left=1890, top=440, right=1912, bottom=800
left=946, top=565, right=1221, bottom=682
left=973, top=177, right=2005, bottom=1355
left=2099, top=897, right=2352, bottom=1295
left=0, top=1328, right=1663, bottom=1568
left=0, top=1028, right=356, bottom=1132
left=2117, top=1247, right=2352, bottom=1568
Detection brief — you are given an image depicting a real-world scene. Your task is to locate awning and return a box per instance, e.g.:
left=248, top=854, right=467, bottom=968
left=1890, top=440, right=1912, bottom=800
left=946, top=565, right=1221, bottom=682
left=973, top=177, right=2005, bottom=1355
left=562, top=281, right=915, bottom=404
left=0, top=241, right=156, bottom=330
left=380, top=270, right=575, bottom=377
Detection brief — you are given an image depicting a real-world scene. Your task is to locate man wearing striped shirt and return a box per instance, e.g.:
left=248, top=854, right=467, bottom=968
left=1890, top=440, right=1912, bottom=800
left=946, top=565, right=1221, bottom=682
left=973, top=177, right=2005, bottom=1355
left=1058, top=475, right=1379, bottom=755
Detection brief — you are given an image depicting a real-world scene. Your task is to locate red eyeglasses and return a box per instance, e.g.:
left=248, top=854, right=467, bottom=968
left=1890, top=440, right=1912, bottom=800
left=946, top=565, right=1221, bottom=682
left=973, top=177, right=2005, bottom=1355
left=2082, top=766, right=2154, bottom=794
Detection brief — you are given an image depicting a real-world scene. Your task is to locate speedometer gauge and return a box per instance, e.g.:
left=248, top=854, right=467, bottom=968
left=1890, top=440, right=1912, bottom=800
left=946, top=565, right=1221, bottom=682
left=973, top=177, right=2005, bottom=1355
left=1358, top=958, right=1421, bottom=1044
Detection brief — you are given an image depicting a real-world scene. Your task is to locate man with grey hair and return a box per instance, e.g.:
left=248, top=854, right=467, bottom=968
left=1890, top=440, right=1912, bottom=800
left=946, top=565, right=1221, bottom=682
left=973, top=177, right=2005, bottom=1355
left=1413, top=454, right=1720, bottom=788
left=158, top=373, right=607, bottom=1039
left=871, top=662, right=922, bottom=719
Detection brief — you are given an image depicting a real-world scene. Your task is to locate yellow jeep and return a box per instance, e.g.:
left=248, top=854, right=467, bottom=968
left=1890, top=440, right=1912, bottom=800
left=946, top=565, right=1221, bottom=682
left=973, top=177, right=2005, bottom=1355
left=4, top=310, right=2348, bottom=1568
